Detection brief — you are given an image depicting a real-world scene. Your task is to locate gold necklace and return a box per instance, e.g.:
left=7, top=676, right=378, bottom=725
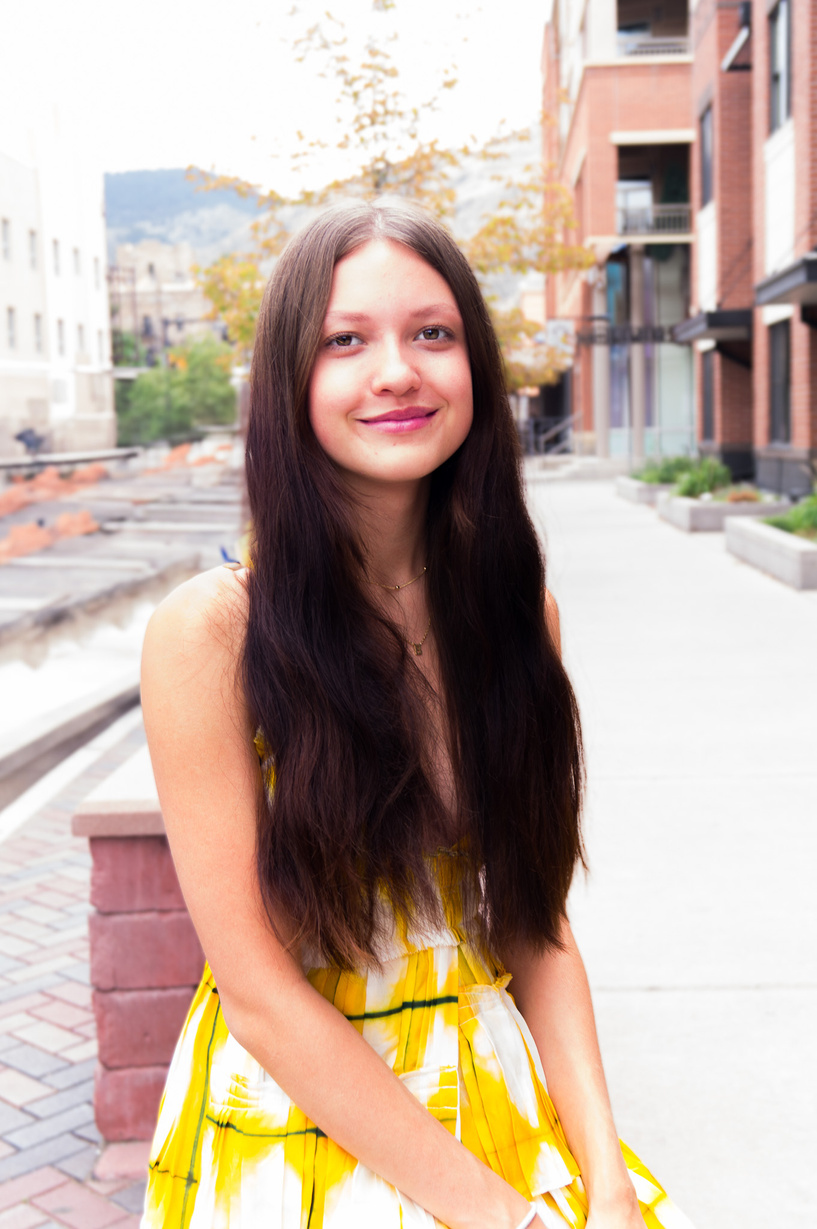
left=373, top=565, right=427, bottom=592
left=409, top=617, right=432, bottom=656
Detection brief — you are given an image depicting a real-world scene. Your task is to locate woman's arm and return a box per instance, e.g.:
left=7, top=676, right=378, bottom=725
left=504, top=926, right=645, bottom=1226
left=506, top=594, right=644, bottom=1226
left=141, top=568, right=533, bottom=1229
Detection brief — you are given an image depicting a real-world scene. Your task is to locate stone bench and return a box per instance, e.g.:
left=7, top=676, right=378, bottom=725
left=72, top=743, right=203, bottom=1142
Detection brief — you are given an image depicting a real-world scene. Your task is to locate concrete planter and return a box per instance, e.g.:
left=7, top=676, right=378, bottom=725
left=657, top=492, right=791, bottom=532
left=615, top=476, right=674, bottom=505
left=72, top=746, right=203, bottom=1142
left=726, top=518, right=817, bottom=589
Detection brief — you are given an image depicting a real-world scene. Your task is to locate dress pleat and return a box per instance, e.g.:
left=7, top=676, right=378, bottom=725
left=142, top=885, right=693, bottom=1228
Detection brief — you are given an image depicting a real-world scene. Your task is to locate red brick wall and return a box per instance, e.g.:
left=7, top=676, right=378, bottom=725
left=719, top=354, right=754, bottom=446
left=752, top=0, right=817, bottom=457
left=690, top=0, right=754, bottom=458
left=89, top=836, right=203, bottom=1141
left=571, top=63, right=693, bottom=240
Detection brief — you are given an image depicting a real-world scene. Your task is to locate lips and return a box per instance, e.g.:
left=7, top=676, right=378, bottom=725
left=361, top=406, right=438, bottom=423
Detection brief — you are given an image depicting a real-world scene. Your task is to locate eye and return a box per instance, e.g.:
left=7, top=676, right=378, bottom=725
left=325, top=332, right=362, bottom=349
left=417, top=326, right=451, bottom=342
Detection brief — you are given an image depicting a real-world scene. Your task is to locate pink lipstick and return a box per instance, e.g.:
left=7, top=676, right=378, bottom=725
left=360, top=407, right=438, bottom=433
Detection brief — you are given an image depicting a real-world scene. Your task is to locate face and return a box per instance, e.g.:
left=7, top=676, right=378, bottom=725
left=307, top=239, right=473, bottom=492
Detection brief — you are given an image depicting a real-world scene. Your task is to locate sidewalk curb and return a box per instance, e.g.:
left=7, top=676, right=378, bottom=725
left=0, top=674, right=141, bottom=783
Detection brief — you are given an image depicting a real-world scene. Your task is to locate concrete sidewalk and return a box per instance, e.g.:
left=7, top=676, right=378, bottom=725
left=0, top=477, right=813, bottom=1228
left=527, top=479, right=817, bottom=1229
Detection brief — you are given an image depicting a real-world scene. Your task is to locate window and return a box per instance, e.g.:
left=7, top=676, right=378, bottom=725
left=702, top=350, right=715, bottom=441
left=34, top=313, right=43, bottom=353
left=769, top=320, right=791, bottom=443
left=770, top=0, right=791, bottom=133
left=73, top=247, right=81, bottom=275
left=77, top=323, right=85, bottom=354
left=29, top=230, right=37, bottom=270
left=98, top=329, right=105, bottom=361
left=94, top=256, right=100, bottom=289
left=2, top=219, right=10, bottom=260
left=53, top=239, right=60, bottom=275
left=700, top=106, right=714, bottom=207
left=57, top=318, right=65, bottom=355
left=7, top=307, right=16, bottom=348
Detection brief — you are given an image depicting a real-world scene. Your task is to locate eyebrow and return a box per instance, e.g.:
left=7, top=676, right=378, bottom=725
left=323, top=303, right=461, bottom=324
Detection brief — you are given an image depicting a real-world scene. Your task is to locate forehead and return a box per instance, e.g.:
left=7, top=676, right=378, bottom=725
left=325, top=239, right=459, bottom=314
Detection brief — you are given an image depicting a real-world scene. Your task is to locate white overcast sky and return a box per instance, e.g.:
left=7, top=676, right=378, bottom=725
left=1, top=0, right=546, bottom=193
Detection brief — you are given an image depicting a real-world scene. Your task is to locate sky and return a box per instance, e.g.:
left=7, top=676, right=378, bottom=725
left=1, top=0, right=546, bottom=193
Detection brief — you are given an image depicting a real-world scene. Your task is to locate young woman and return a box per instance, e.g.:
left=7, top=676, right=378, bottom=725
left=140, top=200, right=693, bottom=1229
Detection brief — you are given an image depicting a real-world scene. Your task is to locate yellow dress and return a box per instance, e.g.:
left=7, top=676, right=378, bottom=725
left=141, top=853, right=693, bottom=1229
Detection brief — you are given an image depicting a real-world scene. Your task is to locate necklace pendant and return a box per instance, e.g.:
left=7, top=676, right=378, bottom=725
left=413, top=643, right=423, bottom=656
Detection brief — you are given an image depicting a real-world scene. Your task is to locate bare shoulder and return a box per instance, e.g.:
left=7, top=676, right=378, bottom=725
left=544, top=589, right=562, bottom=657
left=144, top=565, right=249, bottom=658
left=142, top=565, right=250, bottom=704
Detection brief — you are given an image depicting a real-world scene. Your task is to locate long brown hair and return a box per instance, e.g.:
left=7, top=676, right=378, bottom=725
left=244, top=199, right=584, bottom=969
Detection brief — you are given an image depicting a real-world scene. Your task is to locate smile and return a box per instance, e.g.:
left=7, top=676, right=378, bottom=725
left=359, top=407, right=439, bottom=434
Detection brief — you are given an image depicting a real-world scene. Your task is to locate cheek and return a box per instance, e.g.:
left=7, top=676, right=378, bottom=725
left=307, top=365, right=342, bottom=449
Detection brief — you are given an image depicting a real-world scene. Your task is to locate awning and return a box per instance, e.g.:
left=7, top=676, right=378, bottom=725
left=672, top=310, right=752, bottom=344
left=755, top=254, right=817, bottom=306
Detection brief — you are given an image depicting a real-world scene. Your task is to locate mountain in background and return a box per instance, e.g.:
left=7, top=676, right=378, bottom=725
left=104, top=130, right=542, bottom=301
left=105, top=169, right=262, bottom=265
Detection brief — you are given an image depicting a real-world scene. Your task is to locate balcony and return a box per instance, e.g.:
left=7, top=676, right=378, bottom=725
left=617, top=0, right=689, bottom=57
left=617, top=32, right=689, bottom=56
left=617, top=201, right=692, bottom=235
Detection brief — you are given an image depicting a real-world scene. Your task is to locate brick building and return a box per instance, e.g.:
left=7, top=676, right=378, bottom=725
left=543, top=0, right=695, bottom=461
left=546, top=0, right=817, bottom=491
left=751, top=0, right=816, bottom=495
left=672, top=0, right=754, bottom=479
left=671, top=0, right=816, bottom=494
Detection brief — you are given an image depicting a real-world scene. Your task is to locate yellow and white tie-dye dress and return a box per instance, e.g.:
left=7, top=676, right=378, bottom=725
left=142, top=857, right=693, bottom=1229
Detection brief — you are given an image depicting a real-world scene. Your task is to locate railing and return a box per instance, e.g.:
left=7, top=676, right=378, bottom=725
left=616, top=203, right=692, bottom=236
left=617, top=34, right=690, bottom=56
left=519, top=411, right=583, bottom=456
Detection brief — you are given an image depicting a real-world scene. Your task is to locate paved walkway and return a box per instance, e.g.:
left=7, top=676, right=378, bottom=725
left=0, top=710, right=148, bottom=1228
left=527, top=477, right=816, bottom=1229
left=0, top=477, right=814, bottom=1228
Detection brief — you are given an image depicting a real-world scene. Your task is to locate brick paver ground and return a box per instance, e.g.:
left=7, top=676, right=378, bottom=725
left=0, top=717, right=149, bottom=1227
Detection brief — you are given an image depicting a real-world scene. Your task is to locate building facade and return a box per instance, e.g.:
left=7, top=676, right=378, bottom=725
left=110, top=240, right=223, bottom=369
left=546, top=0, right=817, bottom=491
left=672, top=0, right=754, bottom=477
left=672, top=0, right=816, bottom=494
left=543, top=0, right=695, bottom=461
left=0, top=118, right=115, bottom=456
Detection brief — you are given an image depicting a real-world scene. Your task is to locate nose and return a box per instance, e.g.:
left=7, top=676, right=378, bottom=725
left=370, top=339, right=421, bottom=397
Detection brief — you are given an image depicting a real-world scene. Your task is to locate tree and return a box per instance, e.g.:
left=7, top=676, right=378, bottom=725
left=193, top=3, right=591, bottom=389
left=116, top=336, right=237, bottom=445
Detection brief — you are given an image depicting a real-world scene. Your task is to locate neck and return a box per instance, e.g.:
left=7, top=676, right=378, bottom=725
left=347, top=476, right=430, bottom=587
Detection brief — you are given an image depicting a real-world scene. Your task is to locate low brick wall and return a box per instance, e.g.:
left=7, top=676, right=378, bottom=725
left=73, top=750, right=202, bottom=1142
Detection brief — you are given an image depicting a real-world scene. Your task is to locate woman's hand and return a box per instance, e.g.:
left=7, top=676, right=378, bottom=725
left=586, top=1187, right=648, bottom=1229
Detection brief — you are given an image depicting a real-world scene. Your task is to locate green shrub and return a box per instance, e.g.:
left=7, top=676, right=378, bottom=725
left=676, top=457, right=732, bottom=497
left=766, top=494, right=817, bottom=539
left=115, top=337, right=237, bottom=446
left=633, top=456, right=695, bottom=484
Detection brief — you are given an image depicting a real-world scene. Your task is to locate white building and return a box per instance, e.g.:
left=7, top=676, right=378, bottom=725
left=110, top=239, right=224, bottom=366
left=0, top=112, right=115, bottom=456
